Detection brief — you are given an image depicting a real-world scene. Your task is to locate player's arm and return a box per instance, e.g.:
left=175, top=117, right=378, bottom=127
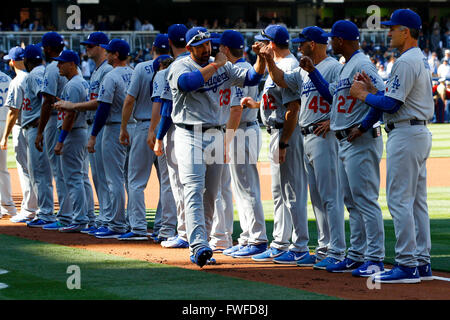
left=259, top=46, right=287, bottom=88
left=279, top=100, right=300, bottom=163
left=87, top=102, right=111, bottom=153
left=119, top=94, right=135, bottom=146
left=223, top=105, right=243, bottom=163
left=147, top=99, right=162, bottom=151
left=35, top=92, right=55, bottom=152
left=0, top=108, right=19, bottom=150
left=53, top=98, right=98, bottom=111
left=153, top=99, right=173, bottom=156
left=54, top=111, right=76, bottom=155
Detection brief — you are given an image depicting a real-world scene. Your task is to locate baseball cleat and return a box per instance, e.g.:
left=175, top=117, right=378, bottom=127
left=273, top=250, right=310, bottom=265
left=223, top=244, right=245, bottom=256
left=351, top=261, right=384, bottom=277
left=418, top=263, right=433, bottom=281
left=192, top=247, right=213, bottom=268
left=313, top=257, right=341, bottom=270
left=252, top=247, right=285, bottom=262
left=89, top=226, right=107, bottom=235
left=95, top=228, right=124, bottom=239
left=326, top=257, right=364, bottom=273
left=27, top=219, right=54, bottom=228
left=10, top=215, right=33, bottom=223
left=117, top=232, right=149, bottom=241
left=59, top=223, right=88, bottom=233
left=42, top=221, right=66, bottom=231
left=210, top=245, right=227, bottom=253
left=80, top=226, right=98, bottom=234
left=372, top=265, right=421, bottom=284
left=296, top=253, right=318, bottom=267
left=161, top=236, right=189, bottom=248
left=232, top=243, right=268, bottom=258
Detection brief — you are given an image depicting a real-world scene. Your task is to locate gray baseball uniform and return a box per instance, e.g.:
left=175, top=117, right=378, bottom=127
left=167, top=55, right=255, bottom=255
left=126, top=59, right=176, bottom=237
left=22, top=65, right=55, bottom=222
left=384, top=47, right=433, bottom=267
left=260, top=53, right=309, bottom=253
left=57, top=74, right=93, bottom=225
left=87, top=59, right=113, bottom=228
left=283, top=57, right=346, bottom=261
left=4, top=69, right=38, bottom=218
left=97, top=65, right=135, bottom=234
left=41, top=60, right=73, bottom=225
left=328, top=51, right=385, bottom=262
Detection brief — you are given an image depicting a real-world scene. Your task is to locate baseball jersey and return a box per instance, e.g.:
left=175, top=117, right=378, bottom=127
left=384, top=47, right=434, bottom=123
left=284, top=57, right=342, bottom=127
left=127, top=60, right=156, bottom=120
left=151, top=69, right=167, bottom=102
left=4, top=69, right=28, bottom=126
left=41, top=61, right=69, bottom=98
left=328, top=51, right=385, bottom=131
left=87, top=59, right=113, bottom=121
left=21, top=65, right=45, bottom=127
left=167, top=56, right=250, bottom=126
left=57, top=74, right=89, bottom=129
left=259, top=53, right=299, bottom=127
left=97, top=66, right=134, bottom=123
left=160, top=51, right=190, bottom=102
left=0, top=71, right=11, bottom=121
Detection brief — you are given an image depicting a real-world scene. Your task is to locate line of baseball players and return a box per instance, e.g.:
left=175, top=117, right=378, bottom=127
left=1, top=7, right=434, bottom=284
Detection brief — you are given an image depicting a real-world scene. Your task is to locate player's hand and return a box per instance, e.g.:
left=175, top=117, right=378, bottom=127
left=153, top=139, right=163, bottom=156
left=278, top=147, right=287, bottom=164
left=54, top=142, right=63, bottom=155
left=0, top=136, right=8, bottom=150
left=147, top=130, right=156, bottom=150
left=349, top=80, right=369, bottom=101
left=223, top=142, right=230, bottom=164
left=300, top=56, right=315, bottom=73
left=119, top=127, right=130, bottom=146
left=52, top=97, right=75, bottom=111
left=252, top=42, right=265, bottom=55
left=259, top=46, right=274, bottom=62
left=313, top=120, right=331, bottom=138
left=354, top=71, right=378, bottom=95
left=35, top=133, right=44, bottom=152
left=214, top=52, right=227, bottom=68
left=347, top=127, right=363, bottom=142
left=240, top=97, right=259, bottom=109
left=87, top=136, right=96, bottom=153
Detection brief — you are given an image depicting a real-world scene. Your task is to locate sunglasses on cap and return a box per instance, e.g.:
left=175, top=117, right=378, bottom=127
left=187, top=31, right=211, bottom=46
left=260, top=30, right=275, bottom=42
left=86, top=44, right=97, bottom=49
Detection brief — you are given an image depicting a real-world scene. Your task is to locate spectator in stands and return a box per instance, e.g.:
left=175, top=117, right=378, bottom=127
left=29, top=19, right=44, bottom=31
left=202, top=19, right=210, bottom=29
left=222, top=17, right=232, bottom=28
left=235, top=17, right=247, bottom=29
left=429, top=52, right=440, bottom=77
left=211, top=19, right=219, bottom=29
left=10, top=19, right=20, bottom=31
left=423, top=47, right=432, bottom=60
left=133, top=16, right=142, bottom=31
left=377, top=63, right=388, bottom=80
left=98, top=15, right=110, bottom=30
left=434, top=78, right=446, bottom=123
left=438, top=59, right=450, bottom=79
left=418, top=30, right=428, bottom=50
left=142, top=20, right=154, bottom=31
left=442, top=49, right=450, bottom=63
left=83, top=19, right=95, bottom=31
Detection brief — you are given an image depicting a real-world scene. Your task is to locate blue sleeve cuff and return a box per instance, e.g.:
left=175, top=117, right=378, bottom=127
left=91, top=102, right=111, bottom=136
left=160, top=99, right=173, bottom=117
left=244, top=67, right=263, bottom=87
left=156, top=115, right=173, bottom=140
left=152, top=97, right=163, bottom=103
left=58, top=129, right=69, bottom=143
left=178, top=70, right=205, bottom=92
left=365, top=93, right=402, bottom=114
left=309, top=69, right=333, bottom=104
left=360, top=107, right=383, bottom=131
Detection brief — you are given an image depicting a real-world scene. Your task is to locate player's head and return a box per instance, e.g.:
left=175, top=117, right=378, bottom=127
left=23, top=44, right=43, bottom=72
left=53, top=50, right=79, bottom=77
left=3, top=46, right=25, bottom=70
left=255, top=25, right=290, bottom=51
left=168, top=24, right=188, bottom=50
left=322, top=20, right=360, bottom=54
left=39, top=31, right=65, bottom=61
left=81, top=32, right=109, bottom=59
left=101, top=39, right=130, bottom=65
left=292, top=26, right=328, bottom=58
left=186, top=27, right=212, bottom=64
left=153, top=34, right=170, bottom=57
left=219, top=30, right=245, bottom=60
left=382, top=9, right=421, bottom=49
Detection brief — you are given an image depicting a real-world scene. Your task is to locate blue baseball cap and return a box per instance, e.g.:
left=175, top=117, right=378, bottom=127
left=220, top=30, right=244, bottom=49
left=381, top=9, right=422, bottom=30
left=38, top=31, right=64, bottom=48
left=255, top=25, right=290, bottom=45
left=292, top=26, right=328, bottom=44
left=4, top=46, right=25, bottom=61
left=101, top=39, right=130, bottom=57
left=153, top=34, right=169, bottom=49
left=210, top=32, right=221, bottom=50
left=24, top=45, right=43, bottom=59
left=168, top=24, right=188, bottom=42
left=81, top=32, right=109, bottom=46
left=322, top=20, right=360, bottom=41
left=186, top=27, right=211, bottom=47
left=53, top=50, right=80, bottom=65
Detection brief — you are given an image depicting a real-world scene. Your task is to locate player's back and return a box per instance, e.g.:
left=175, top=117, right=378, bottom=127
left=22, top=65, right=45, bottom=127
left=128, top=60, right=156, bottom=120
left=57, top=74, right=89, bottom=129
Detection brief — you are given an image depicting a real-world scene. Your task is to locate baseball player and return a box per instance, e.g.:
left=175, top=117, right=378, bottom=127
left=217, top=30, right=269, bottom=258
left=0, top=61, right=17, bottom=219
left=241, top=25, right=309, bottom=265
left=149, top=24, right=191, bottom=249
left=30, top=31, right=75, bottom=229
left=21, top=45, right=55, bottom=227
left=258, top=26, right=346, bottom=268
left=53, top=32, right=113, bottom=235
left=52, top=50, right=93, bottom=232
left=1, top=47, right=38, bottom=222
left=86, top=39, right=134, bottom=239
left=166, top=26, right=265, bottom=267
left=118, top=33, right=177, bottom=241
left=300, top=20, right=385, bottom=276
left=350, top=9, right=434, bottom=283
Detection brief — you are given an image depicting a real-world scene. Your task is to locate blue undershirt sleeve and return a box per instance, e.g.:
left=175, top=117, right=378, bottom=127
left=243, top=67, right=263, bottom=87
left=365, top=91, right=403, bottom=114
left=178, top=70, right=205, bottom=92
left=308, top=68, right=333, bottom=104
left=360, top=107, right=384, bottom=132
left=91, top=102, right=111, bottom=136
left=156, top=116, right=173, bottom=140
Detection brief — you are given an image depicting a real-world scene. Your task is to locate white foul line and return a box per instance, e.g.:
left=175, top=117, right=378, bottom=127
left=0, top=283, right=8, bottom=289
left=432, top=276, right=450, bottom=282
left=0, top=269, right=9, bottom=275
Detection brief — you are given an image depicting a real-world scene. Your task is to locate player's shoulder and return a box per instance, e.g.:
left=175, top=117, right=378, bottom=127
left=280, top=54, right=299, bottom=68
left=234, top=59, right=252, bottom=70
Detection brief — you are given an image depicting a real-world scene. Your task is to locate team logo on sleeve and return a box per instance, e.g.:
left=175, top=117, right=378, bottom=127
left=390, top=75, right=400, bottom=93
